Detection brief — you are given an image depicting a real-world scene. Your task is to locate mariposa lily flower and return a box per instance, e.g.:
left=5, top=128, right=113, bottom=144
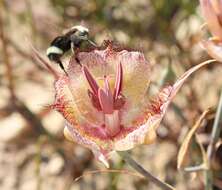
left=33, top=43, right=214, bottom=167
left=200, top=0, right=222, bottom=61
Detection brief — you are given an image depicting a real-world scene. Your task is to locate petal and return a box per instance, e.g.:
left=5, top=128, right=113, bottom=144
left=64, top=123, right=111, bottom=168
left=54, top=76, right=83, bottom=125
left=200, top=0, right=222, bottom=38
left=113, top=50, right=150, bottom=107
left=114, top=115, right=161, bottom=151
left=113, top=87, right=171, bottom=151
left=114, top=59, right=216, bottom=151
left=202, top=39, right=222, bottom=62
left=68, top=49, right=114, bottom=77
left=210, top=0, right=222, bottom=16
left=119, top=51, right=151, bottom=126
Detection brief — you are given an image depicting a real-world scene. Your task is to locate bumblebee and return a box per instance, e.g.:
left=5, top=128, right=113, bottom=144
left=46, top=25, right=97, bottom=74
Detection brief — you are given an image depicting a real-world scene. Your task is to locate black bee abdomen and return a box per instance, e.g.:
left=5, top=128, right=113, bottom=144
left=50, top=36, right=71, bottom=53
left=48, top=53, right=62, bottom=64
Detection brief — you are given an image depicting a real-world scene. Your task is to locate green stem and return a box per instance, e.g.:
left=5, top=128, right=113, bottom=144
left=207, top=89, right=222, bottom=160
left=205, top=89, right=222, bottom=190
left=117, top=151, right=175, bottom=190
left=184, top=164, right=205, bottom=172
left=204, top=170, right=213, bottom=190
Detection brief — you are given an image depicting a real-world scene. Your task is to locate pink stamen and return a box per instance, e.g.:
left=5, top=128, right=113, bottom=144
left=104, top=77, right=113, bottom=104
left=114, top=62, right=123, bottom=100
left=82, top=63, right=125, bottom=137
left=83, top=63, right=125, bottom=113
left=82, top=66, right=99, bottom=95
left=98, top=88, right=114, bottom=114
left=104, top=110, right=120, bottom=137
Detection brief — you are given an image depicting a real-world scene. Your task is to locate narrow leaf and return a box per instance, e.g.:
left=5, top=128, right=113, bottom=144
left=177, top=109, right=211, bottom=169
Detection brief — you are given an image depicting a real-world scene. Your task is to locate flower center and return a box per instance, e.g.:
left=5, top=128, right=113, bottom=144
left=82, top=62, right=125, bottom=137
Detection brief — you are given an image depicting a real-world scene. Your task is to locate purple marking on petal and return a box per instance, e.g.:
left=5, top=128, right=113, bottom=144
left=98, top=88, right=114, bottom=114
left=114, top=62, right=123, bottom=100
left=114, top=94, right=126, bottom=110
left=82, top=66, right=99, bottom=95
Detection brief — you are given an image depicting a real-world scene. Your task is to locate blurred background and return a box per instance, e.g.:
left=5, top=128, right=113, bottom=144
left=0, top=0, right=222, bottom=189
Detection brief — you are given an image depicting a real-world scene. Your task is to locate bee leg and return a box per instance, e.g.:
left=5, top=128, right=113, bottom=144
left=87, top=39, right=98, bottom=47
left=75, top=56, right=81, bottom=66
left=74, top=48, right=82, bottom=66
left=58, top=60, right=68, bottom=76
left=71, top=41, right=75, bottom=54
left=71, top=42, right=82, bottom=67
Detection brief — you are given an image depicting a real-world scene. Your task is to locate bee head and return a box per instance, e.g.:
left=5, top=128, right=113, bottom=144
left=73, top=25, right=89, bottom=40
left=63, top=25, right=97, bottom=47
left=68, top=25, right=89, bottom=41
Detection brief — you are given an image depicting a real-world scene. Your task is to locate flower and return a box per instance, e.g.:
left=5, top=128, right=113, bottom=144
left=32, top=42, right=214, bottom=167
left=200, top=0, right=222, bottom=61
